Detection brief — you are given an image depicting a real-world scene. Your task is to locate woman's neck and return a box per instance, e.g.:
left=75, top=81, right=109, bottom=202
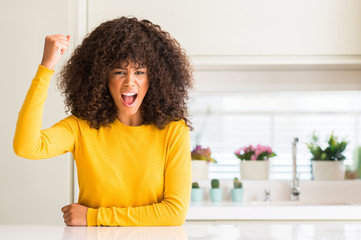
left=117, top=113, right=142, bottom=126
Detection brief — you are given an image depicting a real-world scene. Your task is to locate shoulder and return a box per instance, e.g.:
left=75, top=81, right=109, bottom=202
left=55, top=115, right=89, bottom=132
left=164, top=119, right=190, bottom=133
left=162, top=120, right=190, bottom=142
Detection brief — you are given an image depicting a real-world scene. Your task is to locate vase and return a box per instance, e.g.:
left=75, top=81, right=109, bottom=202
left=240, top=160, right=270, bottom=180
left=231, top=188, right=243, bottom=202
left=312, top=160, right=345, bottom=180
left=191, top=160, right=209, bottom=181
left=191, top=188, right=204, bottom=202
left=209, top=188, right=223, bottom=202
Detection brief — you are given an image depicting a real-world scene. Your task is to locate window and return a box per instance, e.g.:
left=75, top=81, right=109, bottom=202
left=189, top=91, right=361, bottom=180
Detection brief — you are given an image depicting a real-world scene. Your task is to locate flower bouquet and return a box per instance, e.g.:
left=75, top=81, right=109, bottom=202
left=234, top=144, right=276, bottom=161
left=191, top=145, right=217, bottom=163
left=234, top=144, right=276, bottom=180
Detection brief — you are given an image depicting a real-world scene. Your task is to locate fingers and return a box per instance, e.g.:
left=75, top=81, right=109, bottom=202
left=61, top=204, right=71, bottom=213
left=40, top=33, right=71, bottom=70
left=61, top=203, right=88, bottom=226
left=51, top=34, right=71, bottom=41
left=46, top=35, right=70, bottom=49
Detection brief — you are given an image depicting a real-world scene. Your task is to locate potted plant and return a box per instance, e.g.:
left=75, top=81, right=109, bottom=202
left=306, top=132, right=348, bottom=180
left=209, top=179, right=223, bottom=202
left=191, top=182, right=204, bottom=202
left=191, top=145, right=217, bottom=181
left=234, top=144, right=276, bottom=180
left=231, top=177, right=243, bottom=202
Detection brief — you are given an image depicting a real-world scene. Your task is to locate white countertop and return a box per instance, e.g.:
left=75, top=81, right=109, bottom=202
left=2, top=222, right=361, bottom=240
left=187, top=201, right=361, bottom=220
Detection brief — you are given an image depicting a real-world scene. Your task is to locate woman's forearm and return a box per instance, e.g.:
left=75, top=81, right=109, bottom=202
left=13, top=65, right=55, bottom=158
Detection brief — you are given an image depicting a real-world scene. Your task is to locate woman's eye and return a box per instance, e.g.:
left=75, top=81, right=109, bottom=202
left=135, top=71, right=145, bottom=75
left=114, top=71, right=126, bottom=75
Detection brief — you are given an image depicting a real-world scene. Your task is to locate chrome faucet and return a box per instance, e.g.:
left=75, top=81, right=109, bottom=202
left=264, top=189, right=271, bottom=202
left=291, top=138, right=300, bottom=201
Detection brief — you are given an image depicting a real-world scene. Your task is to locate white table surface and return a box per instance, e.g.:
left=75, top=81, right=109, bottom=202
left=2, top=221, right=361, bottom=240
left=187, top=202, right=361, bottom=220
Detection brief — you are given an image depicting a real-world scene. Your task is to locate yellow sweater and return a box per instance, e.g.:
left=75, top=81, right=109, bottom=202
left=13, top=65, right=192, bottom=226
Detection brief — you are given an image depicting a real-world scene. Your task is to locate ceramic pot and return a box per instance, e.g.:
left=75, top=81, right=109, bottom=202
left=209, top=188, right=223, bottom=202
left=231, top=188, right=243, bottom=202
left=240, top=160, right=270, bottom=180
left=191, top=188, right=204, bottom=202
left=191, top=160, right=209, bottom=181
left=312, top=160, right=345, bottom=180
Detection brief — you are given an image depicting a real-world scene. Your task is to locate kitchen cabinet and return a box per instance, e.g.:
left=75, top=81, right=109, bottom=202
left=88, top=0, right=361, bottom=68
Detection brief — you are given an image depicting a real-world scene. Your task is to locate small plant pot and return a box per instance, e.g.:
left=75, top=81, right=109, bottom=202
left=240, top=160, right=270, bottom=180
left=191, top=160, right=209, bottom=181
left=191, top=188, right=204, bottom=202
left=312, top=160, right=345, bottom=180
left=209, top=188, right=223, bottom=202
left=231, top=188, right=243, bottom=202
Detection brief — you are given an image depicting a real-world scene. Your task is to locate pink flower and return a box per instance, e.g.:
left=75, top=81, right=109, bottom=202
left=249, top=145, right=255, bottom=151
left=234, top=148, right=241, bottom=155
left=234, top=144, right=276, bottom=161
left=266, top=146, right=272, bottom=153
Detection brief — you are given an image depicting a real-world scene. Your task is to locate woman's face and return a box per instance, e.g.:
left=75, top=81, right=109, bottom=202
left=108, top=61, right=149, bottom=125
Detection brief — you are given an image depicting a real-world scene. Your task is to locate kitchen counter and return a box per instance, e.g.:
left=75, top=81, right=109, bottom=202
left=187, top=201, right=361, bottom=220
left=2, top=222, right=361, bottom=240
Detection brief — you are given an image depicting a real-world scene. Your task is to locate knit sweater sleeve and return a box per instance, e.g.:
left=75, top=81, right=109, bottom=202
left=13, top=65, right=75, bottom=159
left=86, top=123, right=192, bottom=226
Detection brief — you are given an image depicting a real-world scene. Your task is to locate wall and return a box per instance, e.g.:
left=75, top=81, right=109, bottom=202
left=0, top=0, right=76, bottom=224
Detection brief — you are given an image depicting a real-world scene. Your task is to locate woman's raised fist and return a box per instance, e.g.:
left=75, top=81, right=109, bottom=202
left=40, top=34, right=70, bottom=70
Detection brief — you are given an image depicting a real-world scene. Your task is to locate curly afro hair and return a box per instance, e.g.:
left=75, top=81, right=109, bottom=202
left=58, top=16, right=193, bottom=129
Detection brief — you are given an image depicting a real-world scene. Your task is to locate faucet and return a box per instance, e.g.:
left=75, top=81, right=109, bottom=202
left=291, top=138, right=300, bottom=201
left=264, top=189, right=271, bottom=202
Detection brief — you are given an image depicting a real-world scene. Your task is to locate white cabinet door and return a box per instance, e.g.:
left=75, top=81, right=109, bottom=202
left=88, top=0, right=361, bottom=56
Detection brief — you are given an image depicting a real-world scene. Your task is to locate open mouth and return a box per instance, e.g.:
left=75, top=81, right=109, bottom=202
left=121, top=93, right=138, bottom=107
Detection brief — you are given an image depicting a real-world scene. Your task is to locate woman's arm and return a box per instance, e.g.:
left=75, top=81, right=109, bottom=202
left=13, top=35, right=75, bottom=159
left=86, top=124, right=192, bottom=226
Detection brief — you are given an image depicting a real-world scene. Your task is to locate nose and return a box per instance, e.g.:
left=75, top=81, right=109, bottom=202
left=124, top=74, right=136, bottom=87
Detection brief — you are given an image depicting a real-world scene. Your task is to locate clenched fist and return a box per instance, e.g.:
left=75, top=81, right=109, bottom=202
left=40, top=34, right=70, bottom=70
left=61, top=203, right=88, bottom=226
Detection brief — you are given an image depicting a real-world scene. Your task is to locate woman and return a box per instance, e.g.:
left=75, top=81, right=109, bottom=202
left=13, top=17, right=193, bottom=226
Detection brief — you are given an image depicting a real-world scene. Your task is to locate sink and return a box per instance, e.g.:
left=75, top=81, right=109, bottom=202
left=250, top=201, right=351, bottom=206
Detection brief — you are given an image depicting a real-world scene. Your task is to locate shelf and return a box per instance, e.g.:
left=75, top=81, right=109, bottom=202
left=190, top=55, right=361, bottom=70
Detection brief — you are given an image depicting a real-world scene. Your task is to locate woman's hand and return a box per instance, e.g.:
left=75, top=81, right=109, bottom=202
left=40, top=34, right=70, bottom=70
left=61, top=203, right=88, bottom=226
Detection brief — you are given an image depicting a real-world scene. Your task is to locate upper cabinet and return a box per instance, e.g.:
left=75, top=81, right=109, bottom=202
left=87, top=0, right=361, bottom=69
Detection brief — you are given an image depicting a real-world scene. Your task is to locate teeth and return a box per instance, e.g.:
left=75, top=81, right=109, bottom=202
left=122, top=93, right=136, bottom=96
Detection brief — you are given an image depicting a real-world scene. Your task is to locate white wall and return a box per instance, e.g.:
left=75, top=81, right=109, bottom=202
left=0, top=0, right=75, bottom=224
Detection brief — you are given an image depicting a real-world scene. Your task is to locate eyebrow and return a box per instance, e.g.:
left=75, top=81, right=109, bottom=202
left=113, top=65, right=146, bottom=70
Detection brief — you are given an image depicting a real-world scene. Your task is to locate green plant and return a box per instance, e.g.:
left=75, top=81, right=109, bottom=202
left=233, top=177, right=242, bottom=189
left=306, top=132, right=348, bottom=161
left=211, top=179, right=220, bottom=189
left=191, top=145, right=217, bottom=163
left=192, top=182, right=200, bottom=188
